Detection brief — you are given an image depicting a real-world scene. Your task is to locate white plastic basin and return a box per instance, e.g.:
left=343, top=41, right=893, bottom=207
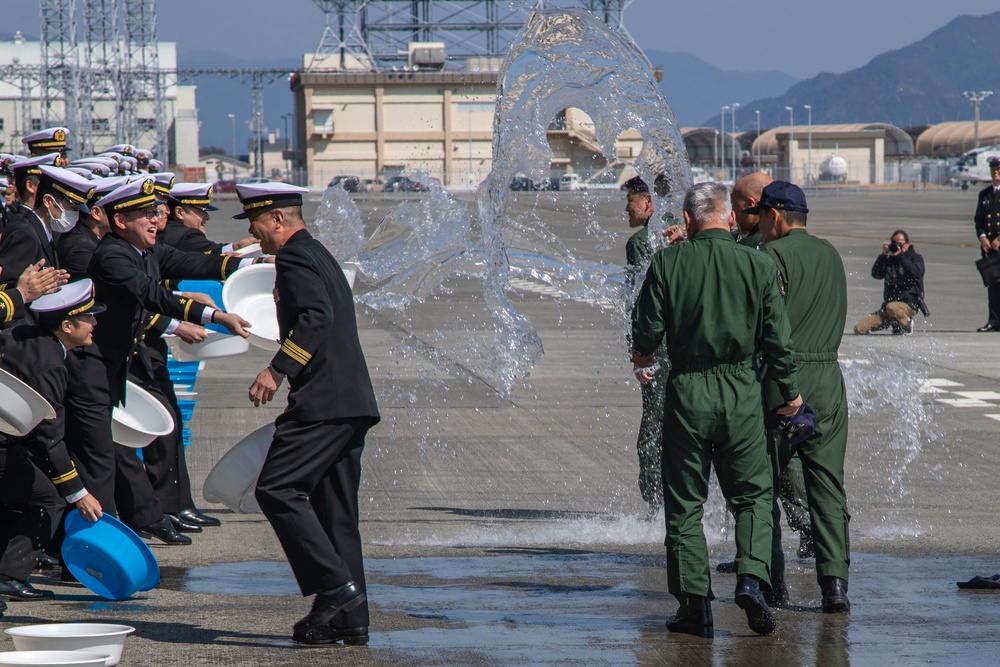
left=203, top=423, right=275, bottom=514
left=164, top=330, right=250, bottom=361
left=234, top=242, right=263, bottom=258
left=341, top=261, right=359, bottom=289
left=4, top=624, right=135, bottom=667
left=111, top=382, right=175, bottom=448
left=0, top=651, right=111, bottom=667
left=0, top=368, right=57, bottom=436
left=222, top=263, right=279, bottom=352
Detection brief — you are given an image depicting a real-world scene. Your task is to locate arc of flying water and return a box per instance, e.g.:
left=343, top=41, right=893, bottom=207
left=476, top=6, right=691, bottom=394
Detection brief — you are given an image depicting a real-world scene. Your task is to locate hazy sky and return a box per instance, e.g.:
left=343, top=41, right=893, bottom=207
left=2, top=0, right=998, bottom=78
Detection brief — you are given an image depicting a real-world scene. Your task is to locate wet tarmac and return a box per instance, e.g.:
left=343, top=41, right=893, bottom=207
left=2, top=189, right=1000, bottom=666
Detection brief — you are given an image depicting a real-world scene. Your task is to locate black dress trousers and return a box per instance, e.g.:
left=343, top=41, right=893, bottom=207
left=0, top=445, right=65, bottom=581
left=254, top=416, right=373, bottom=627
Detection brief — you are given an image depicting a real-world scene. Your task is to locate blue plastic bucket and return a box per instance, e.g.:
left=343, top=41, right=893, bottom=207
left=62, top=510, right=160, bottom=600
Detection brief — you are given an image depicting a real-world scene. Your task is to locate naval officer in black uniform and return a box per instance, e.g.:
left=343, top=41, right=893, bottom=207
left=242, top=182, right=380, bottom=646
left=22, top=127, right=70, bottom=167
left=974, top=157, right=1000, bottom=331
left=63, top=178, right=253, bottom=544
left=0, top=279, right=105, bottom=604
left=0, top=165, right=93, bottom=286
left=159, top=183, right=257, bottom=254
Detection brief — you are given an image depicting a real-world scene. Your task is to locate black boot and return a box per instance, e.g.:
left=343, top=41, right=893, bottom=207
left=762, top=580, right=789, bottom=608
left=820, top=576, right=850, bottom=613
left=797, top=527, right=815, bottom=559
left=665, top=594, right=713, bottom=638
left=735, top=574, right=777, bottom=635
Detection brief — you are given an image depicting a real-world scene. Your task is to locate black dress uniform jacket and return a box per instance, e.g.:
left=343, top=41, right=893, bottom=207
left=55, top=223, right=100, bottom=282
left=975, top=184, right=1000, bottom=242
left=157, top=220, right=224, bottom=254
left=85, top=233, right=241, bottom=407
left=271, top=229, right=379, bottom=424
left=974, top=184, right=1000, bottom=325
left=0, top=326, right=85, bottom=499
left=0, top=209, right=59, bottom=282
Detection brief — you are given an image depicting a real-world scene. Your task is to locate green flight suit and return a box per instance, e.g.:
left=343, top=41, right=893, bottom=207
left=632, top=227, right=799, bottom=599
left=627, top=223, right=665, bottom=511
left=762, top=228, right=850, bottom=585
left=738, top=225, right=813, bottom=538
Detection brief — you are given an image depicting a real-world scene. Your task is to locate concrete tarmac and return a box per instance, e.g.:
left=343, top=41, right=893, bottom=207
left=2, top=187, right=999, bottom=665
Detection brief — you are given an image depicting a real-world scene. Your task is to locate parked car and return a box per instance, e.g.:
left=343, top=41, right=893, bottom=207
left=559, top=173, right=586, bottom=191
left=385, top=176, right=428, bottom=192
left=510, top=176, right=534, bottom=191
left=359, top=178, right=383, bottom=193
left=213, top=179, right=238, bottom=193
left=328, top=175, right=360, bottom=192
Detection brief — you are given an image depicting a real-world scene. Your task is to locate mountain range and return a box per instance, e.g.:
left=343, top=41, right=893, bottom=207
left=701, top=9, right=1000, bottom=132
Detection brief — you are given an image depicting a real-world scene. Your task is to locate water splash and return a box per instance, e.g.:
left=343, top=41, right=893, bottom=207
left=841, top=349, right=943, bottom=531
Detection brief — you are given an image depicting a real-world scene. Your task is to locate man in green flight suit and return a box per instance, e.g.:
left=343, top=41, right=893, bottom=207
left=745, top=180, right=851, bottom=613
left=623, top=176, right=666, bottom=517
left=632, top=181, right=802, bottom=637
left=732, top=173, right=814, bottom=566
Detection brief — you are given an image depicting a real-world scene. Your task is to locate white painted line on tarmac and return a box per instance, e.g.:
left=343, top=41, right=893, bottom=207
left=952, top=391, right=1000, bottom=400
left=935, top=398, right=994, bottom=407
left=984, top=414, right=1000, bottom=423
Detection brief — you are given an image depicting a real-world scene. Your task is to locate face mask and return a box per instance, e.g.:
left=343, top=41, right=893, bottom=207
left=47, top=198, right=79, bottom=233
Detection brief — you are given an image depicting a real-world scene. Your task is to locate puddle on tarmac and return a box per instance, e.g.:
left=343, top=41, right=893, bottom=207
left=162, top=551, right=1000, bottom=665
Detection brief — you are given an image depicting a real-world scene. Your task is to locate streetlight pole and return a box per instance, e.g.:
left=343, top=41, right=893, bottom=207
left=731, top=103, right=740, bottom=178
left=721, top=105, right=729, bottom=179
left=228, top=113, right=236, bottom=182
left=785, top=106, right=794, bottom=181
left=804, top=104, right=812, bottom=185
left=281, top=113, right=291, bottom=179
left=963, top=90, right=994, bottom=150
left=755, top=110, right=761, bottom=171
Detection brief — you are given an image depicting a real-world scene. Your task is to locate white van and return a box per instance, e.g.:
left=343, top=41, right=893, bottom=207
left=559, top=173, right=586, bottom=191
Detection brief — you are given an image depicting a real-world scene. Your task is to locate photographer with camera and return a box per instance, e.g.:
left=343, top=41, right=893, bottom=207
left=853, top=230, right=927, bottom=335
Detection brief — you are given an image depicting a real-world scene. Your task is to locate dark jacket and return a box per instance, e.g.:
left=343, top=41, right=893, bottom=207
left=86, top=233, right=241, bottom=406
left=872, top=246, right=925, bottom=312
left=271, top=229, right=379, bottom=424
left=0, top=325, right=86, bottom=499
left=975, top=185, right=1000, bottom=242
left=55, top=223, right=101, bottom=281
left=157, top=219, right=224, bottom=255
left=0, top=208, right=59, bottom=281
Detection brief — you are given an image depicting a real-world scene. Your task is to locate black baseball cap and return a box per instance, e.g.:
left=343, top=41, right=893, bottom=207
left=742, top=180, right=809, bottom=215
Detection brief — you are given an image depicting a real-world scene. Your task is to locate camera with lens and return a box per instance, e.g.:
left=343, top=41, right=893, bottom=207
left=887, top=241, right=900, bottom=253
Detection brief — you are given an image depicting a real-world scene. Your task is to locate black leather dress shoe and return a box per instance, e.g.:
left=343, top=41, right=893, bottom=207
left=293, top=623, right=369, bottom=646
left=140, top=516, right=193, bottom=545
left=665, top=594, right=713, bottom=637
left=820, top=576, right=850, bottom=613
left=735, top=574, right=776, bottom=635
left=293, top=582, right=366, bottom=637
left=166, top=513, right=203, bottom=533
left=36, top=552, right=61, bottom=570
left=977, top=322, right=1000, bottom=332
left=0, top=578, right=56, bottom=601
left=177, top=508, right=221, bottom=527
left=715, top=559, right=737, bottom=573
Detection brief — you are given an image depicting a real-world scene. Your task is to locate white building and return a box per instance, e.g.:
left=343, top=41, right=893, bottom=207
left=0, top=36, right=200, bottom=167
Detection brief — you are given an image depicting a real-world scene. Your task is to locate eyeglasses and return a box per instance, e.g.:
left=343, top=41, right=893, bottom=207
left=128, top=208, right=162, bottom=220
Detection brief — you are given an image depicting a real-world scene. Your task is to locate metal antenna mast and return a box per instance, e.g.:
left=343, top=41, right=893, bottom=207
left=121, top=0, right=168, bottom=160
left=81, top=0, right=121, bottom=154
left=39, top=0, right=82, bottom=152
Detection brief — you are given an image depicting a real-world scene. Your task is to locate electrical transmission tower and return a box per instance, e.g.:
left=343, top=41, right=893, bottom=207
left=39, top=0, right=82, bottom=152
left=306, top=1, right=647, bottom=71
left=308, top=0, right=376, bottom=72
left=82, top=0, right=121, bottom=154
left=120, top=0, right=169, bottom=159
